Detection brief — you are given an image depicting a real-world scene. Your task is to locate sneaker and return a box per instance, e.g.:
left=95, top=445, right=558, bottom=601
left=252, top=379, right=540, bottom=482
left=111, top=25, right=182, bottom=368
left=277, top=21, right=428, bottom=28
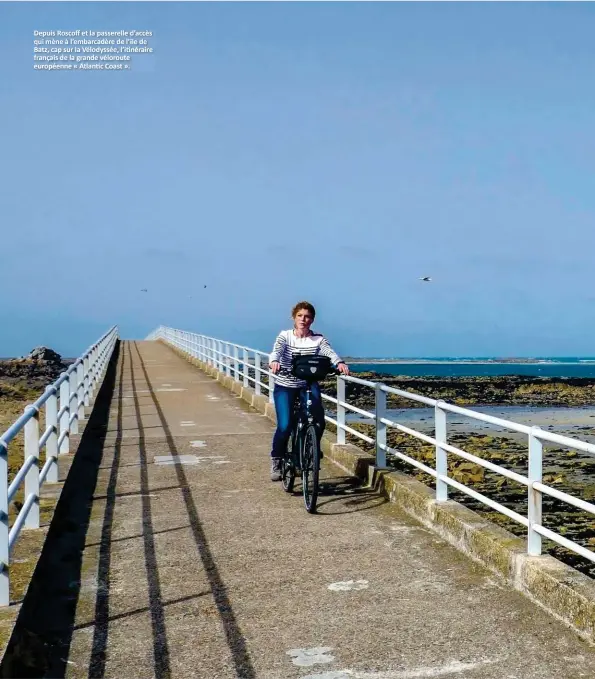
left=270, top=458, right=282, bottom=482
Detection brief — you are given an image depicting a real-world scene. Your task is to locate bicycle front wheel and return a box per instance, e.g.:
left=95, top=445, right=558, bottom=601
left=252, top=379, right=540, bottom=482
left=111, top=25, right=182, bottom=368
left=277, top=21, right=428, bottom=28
left=282, top=427, right=297, bottom=493
left=302, top=424, right=320, bottom=513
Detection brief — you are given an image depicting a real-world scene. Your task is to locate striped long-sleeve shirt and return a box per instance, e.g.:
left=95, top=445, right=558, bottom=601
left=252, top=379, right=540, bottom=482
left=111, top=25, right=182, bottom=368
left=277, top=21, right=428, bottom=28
left=269, top=329, right=343, bottom=388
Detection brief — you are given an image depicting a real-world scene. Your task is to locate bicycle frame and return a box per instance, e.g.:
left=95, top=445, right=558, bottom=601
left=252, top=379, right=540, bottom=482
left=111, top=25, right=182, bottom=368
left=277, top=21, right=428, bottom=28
left=290, top=382, right=316, bottom=470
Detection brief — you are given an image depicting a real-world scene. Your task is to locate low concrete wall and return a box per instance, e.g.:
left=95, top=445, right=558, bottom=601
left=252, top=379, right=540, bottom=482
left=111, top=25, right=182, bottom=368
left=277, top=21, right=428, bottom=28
left=164, top=341, right=595, bottom=644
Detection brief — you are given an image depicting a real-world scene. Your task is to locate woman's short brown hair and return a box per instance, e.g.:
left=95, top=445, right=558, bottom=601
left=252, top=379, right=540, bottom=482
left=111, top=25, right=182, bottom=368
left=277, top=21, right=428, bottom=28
left=291, top=301, right=316, bottom=319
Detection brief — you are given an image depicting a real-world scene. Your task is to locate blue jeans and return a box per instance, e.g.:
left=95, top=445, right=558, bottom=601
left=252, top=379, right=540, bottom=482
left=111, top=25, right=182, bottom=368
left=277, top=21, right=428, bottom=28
left=271, top=383, right=325, bottom=458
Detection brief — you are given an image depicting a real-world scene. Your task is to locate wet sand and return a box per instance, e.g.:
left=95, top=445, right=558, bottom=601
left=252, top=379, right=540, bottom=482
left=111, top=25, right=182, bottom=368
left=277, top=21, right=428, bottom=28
left=347, top=405, right=595, bottom=441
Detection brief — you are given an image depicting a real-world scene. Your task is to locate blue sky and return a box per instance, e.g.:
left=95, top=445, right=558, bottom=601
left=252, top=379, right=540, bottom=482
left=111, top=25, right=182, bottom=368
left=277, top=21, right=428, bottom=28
left=2, top=2, right=595, bottom=358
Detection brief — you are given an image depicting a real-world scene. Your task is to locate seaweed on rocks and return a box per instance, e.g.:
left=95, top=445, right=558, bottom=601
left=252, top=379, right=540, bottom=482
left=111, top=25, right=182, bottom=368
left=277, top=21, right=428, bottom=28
left=320, top=372, right=595, bottom=410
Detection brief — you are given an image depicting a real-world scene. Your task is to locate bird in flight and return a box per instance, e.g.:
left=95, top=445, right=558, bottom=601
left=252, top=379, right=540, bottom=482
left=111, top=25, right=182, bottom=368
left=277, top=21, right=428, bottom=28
left=419, top=277, right=432, bottom=282
left=141, top=288, right=148, bottom=292
left=204, top=285, right=207, bottom=288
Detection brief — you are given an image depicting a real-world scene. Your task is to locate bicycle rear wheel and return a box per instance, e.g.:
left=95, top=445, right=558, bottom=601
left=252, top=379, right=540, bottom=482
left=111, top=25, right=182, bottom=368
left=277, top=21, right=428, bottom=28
left=302, top=424, right=320, bottom=513
left=282, top=427, right=297, bottom=493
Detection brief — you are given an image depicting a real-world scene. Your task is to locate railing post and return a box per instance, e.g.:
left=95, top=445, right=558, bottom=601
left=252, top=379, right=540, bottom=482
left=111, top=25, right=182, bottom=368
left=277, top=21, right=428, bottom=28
left=225, top=343, right=231, bottom=376
left=254, top=354, right=261, bottom=395
left=0, top=437, right=9, bottom=606
left=95, top=347, right=102, bottom=381
left=269, top=367, right=275, bottom=403
left=24, top=407, right=40, bottom=529
left=69, top=368, right=78, bottom=434
left=528, top=426, right=543, bottom=556
left=89, top=348, right=98, bottom=400
left=435, top=402, right=448, bottom=502
left=337, top=376, right=346, bottom=445
left=77, top=361, right=85, bottom=423
left=233, top=345, right=239, bottom=381
left=59, top=377, right=70, bottom=454
left=375, top=385, right=387, bottom=468
left=83, top=355, right=90, bottom=407
left=45, top=387, right=59, bottom=483
left=242, top=348, right=249, bottom=387
left=87, top=350, right=95, bottom=401
left=95, top=345, right=105, bottom=386
left=87, top=349, right=93, bottom=405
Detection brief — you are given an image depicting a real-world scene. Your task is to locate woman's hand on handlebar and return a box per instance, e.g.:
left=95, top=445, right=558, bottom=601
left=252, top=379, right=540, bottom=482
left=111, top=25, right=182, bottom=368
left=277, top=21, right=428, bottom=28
left=270, top=361, right=281, bottom=374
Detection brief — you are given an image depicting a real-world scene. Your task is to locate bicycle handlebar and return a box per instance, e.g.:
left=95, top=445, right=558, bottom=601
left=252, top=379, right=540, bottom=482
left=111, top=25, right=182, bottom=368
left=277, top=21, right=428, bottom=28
left=274, top=367, right=341, bottom=378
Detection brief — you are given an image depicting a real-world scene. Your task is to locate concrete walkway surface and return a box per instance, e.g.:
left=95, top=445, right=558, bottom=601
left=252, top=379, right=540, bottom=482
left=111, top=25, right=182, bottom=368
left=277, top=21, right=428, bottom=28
left=4, top=340, right=595, bottom=679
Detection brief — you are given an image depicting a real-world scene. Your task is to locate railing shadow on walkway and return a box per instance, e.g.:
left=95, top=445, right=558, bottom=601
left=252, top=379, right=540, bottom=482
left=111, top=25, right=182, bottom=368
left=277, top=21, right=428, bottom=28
left=131, top=341, right=257, bottom=679
left=92, top=341, right=170, bottom=679
left=0, top=341, right=213, bottom=679
left=0, top=342, right=122, bottom=678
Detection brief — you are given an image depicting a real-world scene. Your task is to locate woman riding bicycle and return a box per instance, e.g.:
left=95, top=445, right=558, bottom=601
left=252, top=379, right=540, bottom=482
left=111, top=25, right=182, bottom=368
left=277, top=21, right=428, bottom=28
left=268, top=301, right=349, bottom=481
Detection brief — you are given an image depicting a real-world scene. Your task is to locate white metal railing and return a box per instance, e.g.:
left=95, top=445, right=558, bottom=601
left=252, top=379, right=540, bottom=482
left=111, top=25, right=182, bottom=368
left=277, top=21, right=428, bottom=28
left=148, top=326, right=595, bottom=567
left=0, top=326, right=119, bottom=605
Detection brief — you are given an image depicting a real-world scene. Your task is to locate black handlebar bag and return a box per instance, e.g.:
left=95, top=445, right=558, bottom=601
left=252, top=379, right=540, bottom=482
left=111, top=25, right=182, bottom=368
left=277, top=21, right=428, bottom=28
left=291, top=354, right=333, bottom=381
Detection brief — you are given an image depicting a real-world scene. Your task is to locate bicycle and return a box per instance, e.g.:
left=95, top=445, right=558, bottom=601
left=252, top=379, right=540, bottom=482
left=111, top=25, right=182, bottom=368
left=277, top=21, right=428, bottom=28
left=275, top=356, right=338, bottom=513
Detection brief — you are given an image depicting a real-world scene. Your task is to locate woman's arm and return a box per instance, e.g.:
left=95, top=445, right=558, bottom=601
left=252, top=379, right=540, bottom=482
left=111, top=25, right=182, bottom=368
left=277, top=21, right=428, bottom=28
left=318, top=336, right=343, bottom=366
left=269, top=331, right=287, bottom=364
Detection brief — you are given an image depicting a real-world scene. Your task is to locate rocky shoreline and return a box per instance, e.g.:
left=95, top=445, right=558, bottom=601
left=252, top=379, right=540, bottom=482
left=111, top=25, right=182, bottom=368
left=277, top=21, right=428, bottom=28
left=0, top=347, right=71, bottom=486
left=0, top=347, right=70, bottom=398
left=316, top=369, right=595, bottom=579
left=320, top=372, right=595, bottom=410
